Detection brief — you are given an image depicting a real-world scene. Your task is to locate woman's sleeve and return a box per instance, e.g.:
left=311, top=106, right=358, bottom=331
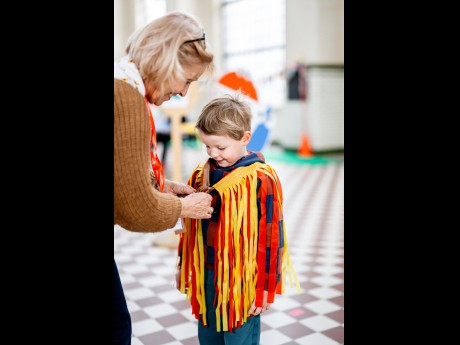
left=114, top=79, right=181, bottom=232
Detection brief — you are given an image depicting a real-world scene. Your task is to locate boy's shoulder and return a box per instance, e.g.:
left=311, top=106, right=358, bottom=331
left=254, top=151, right=265, bottom=162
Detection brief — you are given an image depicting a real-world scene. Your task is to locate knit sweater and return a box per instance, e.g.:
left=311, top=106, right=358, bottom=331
left=114, top=78, right=182, bottom=232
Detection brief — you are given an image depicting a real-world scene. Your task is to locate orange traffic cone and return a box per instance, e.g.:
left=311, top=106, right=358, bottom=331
left=298, top=132, right=313, bottom=157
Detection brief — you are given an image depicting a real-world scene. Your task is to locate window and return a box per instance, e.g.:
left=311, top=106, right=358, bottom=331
left=222, top=0, right=286, bottom=107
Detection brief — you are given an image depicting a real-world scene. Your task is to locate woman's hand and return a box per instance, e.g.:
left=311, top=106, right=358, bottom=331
left=164, top=179, right=196, bottom=196
left=180, top=192, right=213, bottom=219
left=248, top=290, right=271, bottom=316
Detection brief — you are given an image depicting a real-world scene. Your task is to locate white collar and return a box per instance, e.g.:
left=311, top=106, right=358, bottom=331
left=114, top=55, right=146, bottom=96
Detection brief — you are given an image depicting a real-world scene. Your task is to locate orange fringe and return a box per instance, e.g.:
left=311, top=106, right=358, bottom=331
left=177, top=162, right=300, bottom=332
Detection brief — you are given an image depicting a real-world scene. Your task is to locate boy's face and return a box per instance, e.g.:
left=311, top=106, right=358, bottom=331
left=198, top=130, right=251, bottom=167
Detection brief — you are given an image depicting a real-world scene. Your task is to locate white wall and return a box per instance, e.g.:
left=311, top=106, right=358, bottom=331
left=286, top=0, right=343, bottom=65
left=114, top=0, right=136, bottom=60
left=273, top=0, right=344, bottom=151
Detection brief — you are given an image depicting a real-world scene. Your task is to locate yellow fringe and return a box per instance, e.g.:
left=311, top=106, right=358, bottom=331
left=180, top=162, right=301, bottom=332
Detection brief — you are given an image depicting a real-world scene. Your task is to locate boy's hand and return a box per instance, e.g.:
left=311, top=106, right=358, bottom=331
left=248, top=290, right=271, bottom=315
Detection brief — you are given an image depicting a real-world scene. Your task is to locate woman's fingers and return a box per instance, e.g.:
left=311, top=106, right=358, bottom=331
left=179, top=192, right=213, bottom=219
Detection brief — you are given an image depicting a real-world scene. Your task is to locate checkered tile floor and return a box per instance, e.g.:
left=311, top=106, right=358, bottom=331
left=114, top=146, right=344, bottom=345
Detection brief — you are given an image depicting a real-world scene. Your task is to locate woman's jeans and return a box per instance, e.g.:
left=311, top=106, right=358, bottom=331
left=114, top=259, right=132, bottom=345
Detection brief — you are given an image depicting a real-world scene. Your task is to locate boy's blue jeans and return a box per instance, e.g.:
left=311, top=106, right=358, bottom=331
left=198, top=269, right=261, bottom=345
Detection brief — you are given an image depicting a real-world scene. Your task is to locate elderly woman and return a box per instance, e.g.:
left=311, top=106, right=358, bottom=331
left=114, top=11, right=214, bottom=344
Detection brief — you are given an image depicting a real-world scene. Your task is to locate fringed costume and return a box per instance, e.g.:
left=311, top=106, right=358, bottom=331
left=176, top=152, right=300, bottom=333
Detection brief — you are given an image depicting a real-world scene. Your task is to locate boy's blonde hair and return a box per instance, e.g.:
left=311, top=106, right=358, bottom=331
left=125, top=11, right=214, bottom=96
left=196, top=94, right=252, bottom=140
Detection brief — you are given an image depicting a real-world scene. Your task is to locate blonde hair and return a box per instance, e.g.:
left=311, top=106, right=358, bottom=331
left=125, top=11, right=214, bottom=96
left=196, top=94, right=252, bottom=140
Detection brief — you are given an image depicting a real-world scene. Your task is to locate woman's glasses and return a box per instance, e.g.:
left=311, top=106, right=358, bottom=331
left=183, top=32, right=206, bottom=50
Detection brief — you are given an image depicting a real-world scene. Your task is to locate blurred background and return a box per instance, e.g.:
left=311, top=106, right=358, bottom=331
left=114, top=0, right=343, bottom=182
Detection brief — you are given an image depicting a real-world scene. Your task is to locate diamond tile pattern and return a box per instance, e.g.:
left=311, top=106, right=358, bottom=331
left=115, top=148, right=343, bottom=344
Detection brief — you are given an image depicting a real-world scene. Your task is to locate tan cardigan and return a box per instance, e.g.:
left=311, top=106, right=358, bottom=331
left=114, top=78, right=182, bottom=232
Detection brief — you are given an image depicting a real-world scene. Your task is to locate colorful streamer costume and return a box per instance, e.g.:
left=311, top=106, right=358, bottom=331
left=176, top=152, right=300, bottom=332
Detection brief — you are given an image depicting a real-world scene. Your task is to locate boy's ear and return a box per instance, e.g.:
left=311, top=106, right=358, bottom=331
left=242, top=131, right=252, bottom=145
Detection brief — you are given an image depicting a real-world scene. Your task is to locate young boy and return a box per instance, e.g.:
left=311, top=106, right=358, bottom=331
left=176, top=94, right=299, bottom=345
